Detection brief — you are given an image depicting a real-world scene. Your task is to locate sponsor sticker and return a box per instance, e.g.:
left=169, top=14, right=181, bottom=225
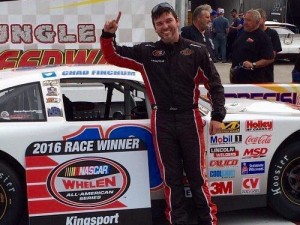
left=246, top=120, right=273, bottom=132
left=209, top=159, right=238, bottom=167
left=47, top=157, right=130, bottom=207
left=242, top=177, right=260, bottom=194
left=209, top=181, right=233, bottom=196
left=245, top=135, right=271, bottom=145
left=42, top=71, right=57, bottom=78
left=210, top=135, right=242, bottom=145
left=241, top=161, right=265, bottom=175
left=210, top=147, right=239, bottom=157
left=220, top=121, right=240, bottom=133
left=209, top=170, right=235, bottom=178
left=242, top=148, right=268, bottom=159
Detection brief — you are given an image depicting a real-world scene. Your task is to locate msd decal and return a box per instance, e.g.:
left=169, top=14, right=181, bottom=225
left=242, top=148, right=268, bottom=159
left=47, top=157, right=130, bottom=207
left=246, top=120, right=273, bottom=132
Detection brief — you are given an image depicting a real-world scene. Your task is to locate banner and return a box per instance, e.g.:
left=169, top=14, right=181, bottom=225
left=25, top=134, right=152, bottom=225
left=0, top=0, right=175, bottom=69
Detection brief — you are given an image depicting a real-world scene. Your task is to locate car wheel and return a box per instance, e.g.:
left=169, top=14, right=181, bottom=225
left=268, top=142, right=300, bottom=220
left=0, top=161, right=27, bottom=225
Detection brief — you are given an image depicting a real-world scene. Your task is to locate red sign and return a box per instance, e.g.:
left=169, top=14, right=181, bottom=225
left=245, top=135, right=272, bottom=145
left=243, top=148, right=268, bottom=158
left=246, top=120, right=273, bottom=131
left=209, top=181, right=233, bottom=195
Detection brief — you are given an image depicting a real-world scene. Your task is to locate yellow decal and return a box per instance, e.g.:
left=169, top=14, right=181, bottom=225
left=51, top=0, right=111, bottom=9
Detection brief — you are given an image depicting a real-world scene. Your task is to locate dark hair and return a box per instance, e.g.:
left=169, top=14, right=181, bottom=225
left=151, top=2, right=178, bottom=26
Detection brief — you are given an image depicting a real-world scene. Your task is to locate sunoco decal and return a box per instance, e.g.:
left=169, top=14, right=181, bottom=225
left=47, top=157, right=130, bottom=207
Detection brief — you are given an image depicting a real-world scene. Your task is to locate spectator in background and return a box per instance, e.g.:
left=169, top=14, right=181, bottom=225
left=237, top=12, right=244, bottom=36
left=181, top=4, right=217, bottom=62
left=292, top=53, right=300, bottom=82
left=230, top=9, right=274, bottom=83
left=210, top=9, right=217, bottom=21
left=256, top=8, right=282, bottom=82
left=226, top=9, right=240, bottom=61
left=212, top=8, right=229, bottom=63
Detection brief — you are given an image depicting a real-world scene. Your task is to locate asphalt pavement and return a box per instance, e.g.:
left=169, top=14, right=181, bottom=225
left=153, top=207, right=299, bottom=225
left=214, top=60, right=294, bottom=84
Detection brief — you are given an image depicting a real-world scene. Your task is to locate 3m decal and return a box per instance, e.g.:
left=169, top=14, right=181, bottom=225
left=209, top=181, right=233, bottom=196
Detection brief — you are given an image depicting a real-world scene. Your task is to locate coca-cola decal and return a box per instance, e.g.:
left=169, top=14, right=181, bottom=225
left=246, top=120, right=273, bottom=132
left=47, top=157, right=130, bottom=207
left=245, top=135, right=272, bottom=145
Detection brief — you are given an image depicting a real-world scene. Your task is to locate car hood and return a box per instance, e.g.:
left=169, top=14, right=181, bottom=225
left=225, top=98, right=300, bottom=115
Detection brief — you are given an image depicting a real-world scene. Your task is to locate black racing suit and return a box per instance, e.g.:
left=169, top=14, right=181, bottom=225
left=101, top=33, right=226, bottom=225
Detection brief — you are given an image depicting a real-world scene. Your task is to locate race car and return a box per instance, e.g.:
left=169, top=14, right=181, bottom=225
left=266, top=21, right=300, bottom=62
left=0, top=64, right=299, bottom=225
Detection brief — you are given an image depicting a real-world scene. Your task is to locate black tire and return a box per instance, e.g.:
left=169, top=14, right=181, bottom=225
left=268, top=142, right=300, bottom=220
left=0, top=160, right=27, bottom=225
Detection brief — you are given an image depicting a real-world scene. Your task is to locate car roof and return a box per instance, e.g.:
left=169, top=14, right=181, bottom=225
left=271, top=27, right=295, bottom=35
left=265, top=21, right=297, bottom=28
left=0, top=64, right=144, bottom=88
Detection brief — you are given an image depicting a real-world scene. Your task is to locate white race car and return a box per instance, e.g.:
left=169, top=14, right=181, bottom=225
left=0, top=65, right=299, bottom=225
left=266, top=21, right=300, bottom=61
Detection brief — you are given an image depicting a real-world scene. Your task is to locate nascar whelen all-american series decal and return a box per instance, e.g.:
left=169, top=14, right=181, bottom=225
left=47, top=157, right=130, bottom=208
left=25, top=125, right=152, bottom=225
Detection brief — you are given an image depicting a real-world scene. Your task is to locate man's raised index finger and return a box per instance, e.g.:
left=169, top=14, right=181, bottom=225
left=116, top=11, right=121, bottom=23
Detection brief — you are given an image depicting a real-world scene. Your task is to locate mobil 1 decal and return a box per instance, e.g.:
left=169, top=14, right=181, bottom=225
left=25, top=125, right=152, bottom=225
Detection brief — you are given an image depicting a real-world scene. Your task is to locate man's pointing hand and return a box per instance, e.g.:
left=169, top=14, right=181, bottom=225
left=104, top=11, right=121, bottom=33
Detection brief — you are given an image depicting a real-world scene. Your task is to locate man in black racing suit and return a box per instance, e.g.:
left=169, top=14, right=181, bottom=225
left=100, top=3, right=226, bottom=225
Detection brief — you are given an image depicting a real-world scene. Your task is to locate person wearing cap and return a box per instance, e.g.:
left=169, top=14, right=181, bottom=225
left=100, top=2, right=225, bottom=225
left=256, top=8, right=282, bottom=82
left=230, top=9, right=274, bottom=83
left=212, top=8, right=229, bottom=63
left=227, top=9, right=241, bottom=61
left=181, top=4, right=217, bottom=62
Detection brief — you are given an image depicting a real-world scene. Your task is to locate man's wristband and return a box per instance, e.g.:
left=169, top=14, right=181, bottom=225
left=101, top=30, right=116, bottom=38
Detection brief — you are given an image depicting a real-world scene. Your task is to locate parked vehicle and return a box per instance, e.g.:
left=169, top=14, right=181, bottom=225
left=0, top=65, right=300, bottom=225
left=266, top=21, right=300, bottom=61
